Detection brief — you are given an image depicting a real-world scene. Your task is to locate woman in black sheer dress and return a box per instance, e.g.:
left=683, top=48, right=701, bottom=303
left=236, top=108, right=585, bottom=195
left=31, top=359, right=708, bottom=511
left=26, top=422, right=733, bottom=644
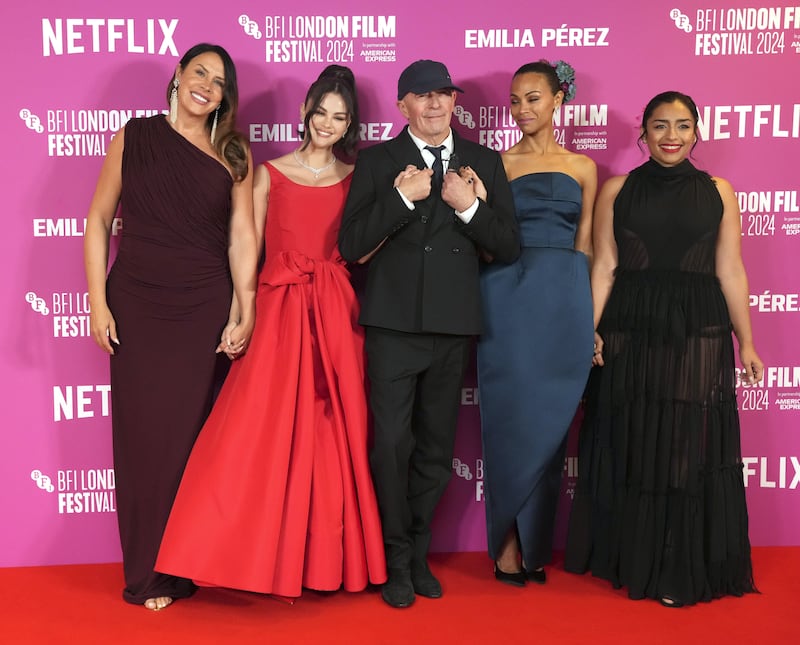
left=565, top=91, right=763, bottom=607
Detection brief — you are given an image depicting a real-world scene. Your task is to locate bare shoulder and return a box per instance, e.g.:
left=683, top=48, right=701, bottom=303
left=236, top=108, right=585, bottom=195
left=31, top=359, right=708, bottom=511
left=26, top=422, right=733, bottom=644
left=267, top=152, right=294, bottom=171
left=108, top=124, right=127, bottom=151
left=567, top=150, right=597, bottom=171
left=254, top=160, right=270, bottom=178
left=264, top=152, right=306, bottom=182
left=599, top=174, right=628, bottom=199
left=330, top=160, right=355, bottom=183
left=710, top=176, right=741, bottom=218
left=564, top=150, right=597, bottom=181
left=711, top=175, right=735, bottom=197
left=253, top=161, right=272, bottom=190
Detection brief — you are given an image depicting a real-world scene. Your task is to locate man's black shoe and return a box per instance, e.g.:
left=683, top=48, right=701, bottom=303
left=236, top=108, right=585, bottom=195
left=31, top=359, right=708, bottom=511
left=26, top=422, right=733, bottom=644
left=411, top=563, right=442, bottom=598
left=381, top=569, right=415, bottom=608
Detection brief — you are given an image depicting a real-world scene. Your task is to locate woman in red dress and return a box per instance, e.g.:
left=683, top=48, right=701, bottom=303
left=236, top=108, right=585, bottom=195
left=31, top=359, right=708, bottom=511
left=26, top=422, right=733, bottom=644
left=156, top=66, right=386, bottom=599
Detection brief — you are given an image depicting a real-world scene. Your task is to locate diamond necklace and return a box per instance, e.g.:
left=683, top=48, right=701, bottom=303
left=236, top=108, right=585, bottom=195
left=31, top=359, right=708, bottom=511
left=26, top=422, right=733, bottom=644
left=293, top=150, right=337, bottom=179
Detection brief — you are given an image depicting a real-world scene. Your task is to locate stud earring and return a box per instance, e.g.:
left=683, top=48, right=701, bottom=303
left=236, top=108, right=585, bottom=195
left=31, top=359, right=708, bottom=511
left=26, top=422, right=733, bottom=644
left=210, top=106, right=220, bottom=145
left=169, top=77, right=179, bottom=124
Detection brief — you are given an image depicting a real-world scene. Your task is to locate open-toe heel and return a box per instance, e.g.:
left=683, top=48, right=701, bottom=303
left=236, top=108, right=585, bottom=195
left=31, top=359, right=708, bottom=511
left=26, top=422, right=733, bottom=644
left=659, top=596, right=684, bottom=608
left=144, top=597, right=173, bottom=611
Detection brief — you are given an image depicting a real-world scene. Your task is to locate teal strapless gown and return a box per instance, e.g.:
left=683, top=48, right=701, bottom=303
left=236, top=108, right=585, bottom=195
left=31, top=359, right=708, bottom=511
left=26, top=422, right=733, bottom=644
left=477, top=172, right=593, bottom=568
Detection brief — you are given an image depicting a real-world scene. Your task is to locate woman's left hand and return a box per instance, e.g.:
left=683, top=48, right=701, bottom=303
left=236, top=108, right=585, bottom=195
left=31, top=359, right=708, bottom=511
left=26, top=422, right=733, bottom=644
left=217, top=318, right=254, bottom=360
left=739, top=345, right=764, bottom=385
left=592, top=331, right=605, bottom=367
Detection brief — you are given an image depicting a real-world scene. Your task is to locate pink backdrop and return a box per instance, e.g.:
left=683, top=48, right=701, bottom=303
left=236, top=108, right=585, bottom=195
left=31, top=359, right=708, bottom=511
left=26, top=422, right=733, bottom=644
left=2, top=1, right=798, bottom=567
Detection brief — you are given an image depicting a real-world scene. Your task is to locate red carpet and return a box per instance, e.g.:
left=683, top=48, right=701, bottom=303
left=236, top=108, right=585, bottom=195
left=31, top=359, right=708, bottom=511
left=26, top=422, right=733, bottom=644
left=3, top=549, right=795, bottom=643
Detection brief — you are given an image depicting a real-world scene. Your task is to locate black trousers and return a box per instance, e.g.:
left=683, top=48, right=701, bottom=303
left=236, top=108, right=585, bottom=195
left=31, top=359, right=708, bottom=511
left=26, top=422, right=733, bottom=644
left=364, top=326, right=472, bottom=570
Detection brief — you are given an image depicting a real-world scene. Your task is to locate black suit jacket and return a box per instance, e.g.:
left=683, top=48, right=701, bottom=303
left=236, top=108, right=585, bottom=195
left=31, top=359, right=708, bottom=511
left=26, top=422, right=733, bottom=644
left=339, top=126, right=520, bottom=335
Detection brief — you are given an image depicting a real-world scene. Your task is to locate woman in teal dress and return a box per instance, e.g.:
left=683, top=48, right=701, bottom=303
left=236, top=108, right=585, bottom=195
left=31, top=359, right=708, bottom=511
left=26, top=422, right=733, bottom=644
left=477, top=61, right=596, bottom=586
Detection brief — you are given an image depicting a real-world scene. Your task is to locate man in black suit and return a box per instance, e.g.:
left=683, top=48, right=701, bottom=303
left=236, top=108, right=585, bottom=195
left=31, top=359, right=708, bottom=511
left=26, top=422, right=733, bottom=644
left=338, top=60, right=520, bottom=608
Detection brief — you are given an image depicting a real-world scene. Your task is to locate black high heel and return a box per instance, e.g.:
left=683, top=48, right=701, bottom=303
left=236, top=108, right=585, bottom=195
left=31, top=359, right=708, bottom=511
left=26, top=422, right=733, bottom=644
left=494, top=563, right=527, bottom=587
left=527, top=567, right=546, bottom=585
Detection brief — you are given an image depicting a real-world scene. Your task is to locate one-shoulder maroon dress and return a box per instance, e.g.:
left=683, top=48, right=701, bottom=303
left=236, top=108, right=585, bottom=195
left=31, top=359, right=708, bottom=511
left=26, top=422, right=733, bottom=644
left=107, top=115, right=233, bottom=604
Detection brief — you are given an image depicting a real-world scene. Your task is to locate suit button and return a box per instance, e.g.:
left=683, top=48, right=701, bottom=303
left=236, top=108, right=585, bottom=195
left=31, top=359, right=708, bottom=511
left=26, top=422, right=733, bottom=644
left=451, top=247, right=461, bottom=253
left=424, top=245, right=433, bottom=252
left=420, top=215, right=429, bottom=223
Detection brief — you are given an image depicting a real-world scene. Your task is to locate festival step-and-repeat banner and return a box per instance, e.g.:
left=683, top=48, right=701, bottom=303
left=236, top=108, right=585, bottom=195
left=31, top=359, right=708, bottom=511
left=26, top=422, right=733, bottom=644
left=1, top=1, right=798, bottom=566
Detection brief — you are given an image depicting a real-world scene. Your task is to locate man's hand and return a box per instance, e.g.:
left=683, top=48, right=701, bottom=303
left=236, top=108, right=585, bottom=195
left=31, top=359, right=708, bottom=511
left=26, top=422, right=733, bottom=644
left=395, top=165, right=434, bottom=202
left=442, top=171, right=479, bottom=212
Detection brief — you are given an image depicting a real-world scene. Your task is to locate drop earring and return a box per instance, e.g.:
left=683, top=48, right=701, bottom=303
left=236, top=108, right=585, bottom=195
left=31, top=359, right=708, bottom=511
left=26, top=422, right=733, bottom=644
left=210, top=106, right=220, bottom=145
left=169, top=77, right=179, bottom=124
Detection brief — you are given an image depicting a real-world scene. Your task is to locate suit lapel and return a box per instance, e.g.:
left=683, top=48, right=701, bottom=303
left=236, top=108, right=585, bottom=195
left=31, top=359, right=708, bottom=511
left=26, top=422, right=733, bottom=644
left=385, top=126, right=426, bottom=170
left=450, top=130, right=471, bottom=169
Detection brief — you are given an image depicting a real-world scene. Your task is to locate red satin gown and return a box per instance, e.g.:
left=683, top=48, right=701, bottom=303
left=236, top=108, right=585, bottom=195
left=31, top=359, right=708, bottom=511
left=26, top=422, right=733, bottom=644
left=156, top=163, right=387, bottom=597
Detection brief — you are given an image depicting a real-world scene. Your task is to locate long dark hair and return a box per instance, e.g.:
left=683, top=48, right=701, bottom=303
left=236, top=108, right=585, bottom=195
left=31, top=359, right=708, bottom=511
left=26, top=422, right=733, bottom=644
left=167, top=43, right=249, bottom=180
left=299, top=65, right=360, bottom=157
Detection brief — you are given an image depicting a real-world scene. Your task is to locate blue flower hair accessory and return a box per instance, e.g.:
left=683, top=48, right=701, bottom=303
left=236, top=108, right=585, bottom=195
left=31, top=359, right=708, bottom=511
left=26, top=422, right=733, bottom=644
left=553, top=60, right=576, bottom=103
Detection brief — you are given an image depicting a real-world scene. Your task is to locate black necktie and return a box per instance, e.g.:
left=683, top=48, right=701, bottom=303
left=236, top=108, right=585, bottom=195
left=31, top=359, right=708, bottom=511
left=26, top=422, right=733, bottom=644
left=425, top=145, right=445, bottom=189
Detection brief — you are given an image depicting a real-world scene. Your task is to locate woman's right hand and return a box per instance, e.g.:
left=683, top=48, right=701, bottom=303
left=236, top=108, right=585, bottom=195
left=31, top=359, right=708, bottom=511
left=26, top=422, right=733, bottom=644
left=592, top=331, right=604, bottom=367
left=90, top=302, right=119, bottom=355
left=459, top=166, right=488, bottom=201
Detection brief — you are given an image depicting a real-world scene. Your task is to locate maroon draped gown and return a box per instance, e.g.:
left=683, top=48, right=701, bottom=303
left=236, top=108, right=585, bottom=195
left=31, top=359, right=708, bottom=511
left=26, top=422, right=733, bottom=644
left=106, top=115, right=233, bottom=604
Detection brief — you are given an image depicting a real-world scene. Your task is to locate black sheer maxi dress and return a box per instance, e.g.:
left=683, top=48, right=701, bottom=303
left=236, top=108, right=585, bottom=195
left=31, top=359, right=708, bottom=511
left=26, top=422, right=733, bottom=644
left=564, top=158, right=756, bottom=605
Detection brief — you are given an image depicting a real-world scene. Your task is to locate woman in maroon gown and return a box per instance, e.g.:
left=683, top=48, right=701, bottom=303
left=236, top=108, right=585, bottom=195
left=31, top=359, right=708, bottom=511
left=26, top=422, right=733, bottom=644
left=156, top=66, right=387, bottom=600
left=84, top=43, right=257, bottom=610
